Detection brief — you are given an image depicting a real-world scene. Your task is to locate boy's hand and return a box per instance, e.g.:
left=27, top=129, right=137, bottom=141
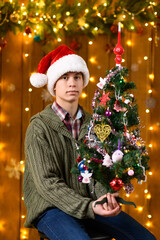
left=92, top=193, right=122, bottom=217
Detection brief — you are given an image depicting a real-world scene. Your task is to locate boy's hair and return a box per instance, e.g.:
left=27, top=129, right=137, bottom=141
left=30, top=45, right=90, bottom=96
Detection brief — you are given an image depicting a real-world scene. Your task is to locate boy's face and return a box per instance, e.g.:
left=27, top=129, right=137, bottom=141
left=54, top=72, right=84, bottom=104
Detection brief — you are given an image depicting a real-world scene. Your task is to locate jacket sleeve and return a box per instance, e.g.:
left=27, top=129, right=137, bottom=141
left=24, top=123, right=95, bottom=220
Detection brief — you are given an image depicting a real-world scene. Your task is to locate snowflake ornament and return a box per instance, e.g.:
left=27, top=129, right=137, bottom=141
left=5, top=158, right=21, bottom=179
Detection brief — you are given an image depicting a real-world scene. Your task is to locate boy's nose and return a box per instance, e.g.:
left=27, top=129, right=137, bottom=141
left=68, top=77, right=76, bottom=86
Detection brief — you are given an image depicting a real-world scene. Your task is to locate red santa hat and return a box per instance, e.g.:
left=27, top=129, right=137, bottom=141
left=30, top=45, right=90, bottom=96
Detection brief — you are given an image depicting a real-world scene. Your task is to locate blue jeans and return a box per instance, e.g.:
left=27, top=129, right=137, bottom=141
left=35, top=208, right=156, bottom=240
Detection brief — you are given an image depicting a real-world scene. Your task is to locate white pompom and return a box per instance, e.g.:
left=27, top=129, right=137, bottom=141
left=30, top=73, right=48, bottom=88
left=112, top=150, right=124, bottom=163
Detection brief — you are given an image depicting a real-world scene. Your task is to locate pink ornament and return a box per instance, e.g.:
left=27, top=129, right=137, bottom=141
left=105, top=110, right=112, bottom=117
left=128, top=169, right=134, bottom=176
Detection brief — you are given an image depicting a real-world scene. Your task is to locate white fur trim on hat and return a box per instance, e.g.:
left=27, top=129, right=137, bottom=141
left=30, top=73, right=48, bottom=88
left=47, top=54, right=89, bottom=96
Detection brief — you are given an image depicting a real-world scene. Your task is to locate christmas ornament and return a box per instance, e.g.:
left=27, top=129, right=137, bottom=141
left=110, top=24, right=118, bottom=33
left=94, top=123, right=111, bottom=142
left=81, top=170, right=92, bottom=183
left=25, top=26, right=32, bottom=35
left=5, top=158, right=21, bottom=179
left=113, top=99, right=122, bottom=112
left=110, top=178, right=123, bottom=191
left=78, top=160, right=87, bottom=171
left=128, top=169, right=134, bottom=176
left=69, top=40, right=80, bottom=51
left=0, top=38, right=7, bottom=49
left=113, top=23, right=124, bottom=65
left=97, top=77, right=106, bottom=89
left=112, top=150, right=123, bottom=163
left=78, top=175, right=83, bottom=182
left=124, top=183, right=134, bottom=194
left=102, top=153, right=113, bottom=167
left=33, top=34, right=41, bottom=42
left=99, top=92, right=110, bottom=106
left=105, top=110, right=112, bottom=117
left=10, top=12, right=19, bottom=23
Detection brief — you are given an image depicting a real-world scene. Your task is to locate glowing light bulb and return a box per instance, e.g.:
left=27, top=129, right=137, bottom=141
left=149, top=171, right=153, bottom=176
left=147, top=214, right=152, bottom=219
left=66, top=11, right=70, bottom=16
left=149, top=144, right=152, bottom=148
left=146, top=109, right=150, bottom=113
left=137, top=206, right=143, bottom=212
left=126, top=40, right=132, bottom=46
left=25, top=107, right=29, bottom=112
left=57, top=38, right=62, bottom=42
left=84, top=23, right=89, bottom=28
left=103, top=3, right=107, bottom=6
left=145, top=23, right=148, bottom=26
left=28, top=88, right=32, bottom=92
left=21, top=215, right=25, bottom=219
left=85, top=9, right=89, bottom=13
left=146, top=193, right=151, bottom=199
left=149, top=73, right=154, bottom=81
left=89, top=57, right=96, bottom=63
left=148, top=89, right=152, bottom=93
left=148, top=37, right=152, bottom=41
left=144, top=189, right=148, bottom=193
left=97, top=13, right=101, bottom=17
left=20, top=160, right=24, bottom=165
left=24, top=53, right=29, bottom=57
left=53, top=27, right=57, bottom=32
left=144, top=56, right=148, bottom=60
left=77, top=3, right=81, bottom=6
left=150, top=22, right=155, bottom=26
left=146, top=221, right=152, bottom=227
left=149, top=126, right=153, bottom=130
left=22, top=196, right=24, bottom=200
left=89, top=41, right=93, bottom=45
left=89, top=77, right=95, bottom=82
left=126, top=194, right=130, bottom=197
left=122, top=59, right=125, bottom=62
left=94, top=27, right=98, bottom=31
left=130, top=25, right=135, bottom=30
left=81, top=93, right=87, bottom=98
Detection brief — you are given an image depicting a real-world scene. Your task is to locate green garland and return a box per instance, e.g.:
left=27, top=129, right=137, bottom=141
left=0, top=0, right=160, bottom=41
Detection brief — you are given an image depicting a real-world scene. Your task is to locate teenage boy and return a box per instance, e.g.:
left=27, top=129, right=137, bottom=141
left=23, top=45, right=156, bottom=240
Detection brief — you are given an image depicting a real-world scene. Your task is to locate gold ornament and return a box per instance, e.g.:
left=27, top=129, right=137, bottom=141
left=10, top=12, right=19, bottom=23
left=94, top=123, right=111, bottom=142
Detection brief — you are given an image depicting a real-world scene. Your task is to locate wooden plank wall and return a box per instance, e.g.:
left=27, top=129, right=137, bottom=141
left=0, top=26, right=159, bottom=239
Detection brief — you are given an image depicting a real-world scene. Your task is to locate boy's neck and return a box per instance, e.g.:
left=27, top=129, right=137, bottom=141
left=56, top=99, right=79, bottom=119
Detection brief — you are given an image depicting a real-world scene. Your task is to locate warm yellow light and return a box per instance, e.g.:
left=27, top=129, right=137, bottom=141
left=24, top=53, right=29, bottom=57
left=103, top=3, right=107, bottom=6
left=126, top=40, right=132, bottom=46
left=145, top=23, right=148, bottom=26
left=53, top=27, right=57, bottom=32
left=150, top=22, right=155, bottom=26
left=89, top=41, right=93, bottom=45
left=149, top=126, right=153, bottom=130
left=144, top=56, right=148, bottom=60
left=84, top=23, right=89, bottom=28
left=97, top=13, right=101, bottom=17
left=149, top=144, right=152, bottom=148
left=148, top=37, right=152, bottom=41
left=28, top=88, right=32, bottom=92
left=148, top=171, right=153, bottom=176
left=146, top=221, right=152, bottom=227
left=77, top=3, right=81, bottom=6
left=146, top=109, right=150, bottom=113
left=28, top=33, right=32, bottom=38
left=81, top=93, right=87, bottom=98
left=57, top=38, right=62, bottom=42
left=126, top=194, right=130, bottom=197
left=94, top=27, right=98, bottom=31
left=23, top=32, right=27, bottom=36
left=58, top=23, right=63, bottom=28
left=53, top=15, right=56, bottom=18
left=147, top=214, right=152, bottom=219
left=21, top=215, right=25, bottom=219
left=22, top=196, right=24, bottom=200
left=144, top=189, right=148, bottom=193
left=149, top=73, right=154, bottom=81
left=0, top=143, right=5, bottom=151
left=25, top=107, right=29, bottom=112
left=137, top=206, right=143, bottom=212
left=146, top=193, right=152, bottom=199
left=122, top=59, right=125, bottom=62
left=66, top=11, right=70, bottom=16
left=130, top=25, right=135, bottom=30
left=89, top=77, right=95, bottom=82
left=89, top=57, right=96, bottom=63
left=20, top=160, right=24, bottom=165
left=0, top=220, right=6, bottom=232
left=148, top=89, right=152, bottom=93
left=154, top=12, right=157, bottom=15
left=85, top=9, right=89, bottom=13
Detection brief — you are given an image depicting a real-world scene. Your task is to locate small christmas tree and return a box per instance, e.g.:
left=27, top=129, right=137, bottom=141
left=72, top=23, right=149, bottom=206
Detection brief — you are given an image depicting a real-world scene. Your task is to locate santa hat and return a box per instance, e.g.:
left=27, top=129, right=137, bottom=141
left=30, top=45, right=90, bottom=96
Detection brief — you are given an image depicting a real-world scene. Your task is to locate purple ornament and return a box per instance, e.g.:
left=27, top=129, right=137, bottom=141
left=78, top=176, right=83, bottom=182
left=105, top=110, right=112, bottom=117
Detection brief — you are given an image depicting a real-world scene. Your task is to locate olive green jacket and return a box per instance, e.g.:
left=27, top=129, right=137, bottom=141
left=23, top=104, right=105, bottom=227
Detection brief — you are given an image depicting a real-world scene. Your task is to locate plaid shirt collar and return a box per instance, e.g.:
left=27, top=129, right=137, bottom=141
left=52, top=101, right=83, bottom=122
